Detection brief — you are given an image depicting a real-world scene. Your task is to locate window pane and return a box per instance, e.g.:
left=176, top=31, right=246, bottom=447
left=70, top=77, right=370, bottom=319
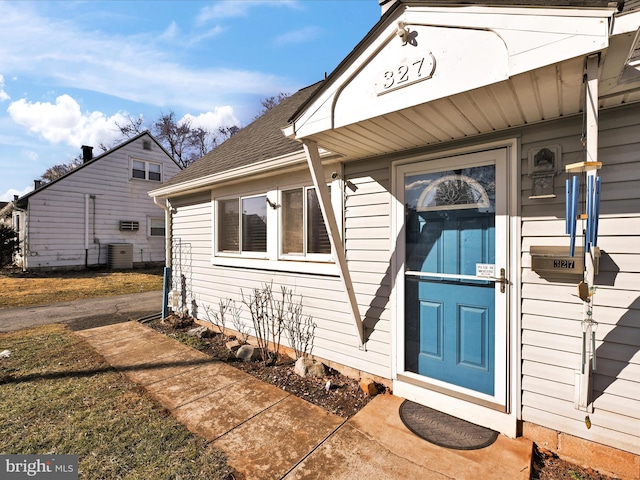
left=219, top=199, right=239, bottom=252
left=242, top=196, right=267, bottom=252
left=132, top=160, right=146, bottom=179
left=148, top=163, right=161, bottom=181
left=282, top=189, right=303, bottom=254
left=150, top=218, right=165, bottom=237
left=307, top=188, right=331, bottom=254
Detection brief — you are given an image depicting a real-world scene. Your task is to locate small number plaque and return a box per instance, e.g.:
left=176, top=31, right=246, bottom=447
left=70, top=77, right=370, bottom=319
left=375, top=53, right=436, bottom=95
left=553, top=259, right=575, bottom=269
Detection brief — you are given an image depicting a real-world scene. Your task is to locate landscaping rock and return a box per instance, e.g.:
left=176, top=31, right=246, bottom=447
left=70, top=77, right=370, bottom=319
left=294, top=357, right=327, bottom=378
left=359, top=378, right=379, bottom=396
left=236, top=344, right=262, bottom=362
left=225, top=339, right=241, bottom=353
left=186, top=326, right=212, bottom=338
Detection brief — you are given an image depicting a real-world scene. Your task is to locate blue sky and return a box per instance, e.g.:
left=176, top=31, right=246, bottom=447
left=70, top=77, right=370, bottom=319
left=0, top=0, right=381, bottom=201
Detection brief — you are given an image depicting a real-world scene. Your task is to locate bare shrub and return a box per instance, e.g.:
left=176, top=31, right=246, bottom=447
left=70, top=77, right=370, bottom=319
left=242, top=283, right=315, bottom=363
left=284, top=290, right=316, bottom=359
left=242, top=282, right=286, bottom=364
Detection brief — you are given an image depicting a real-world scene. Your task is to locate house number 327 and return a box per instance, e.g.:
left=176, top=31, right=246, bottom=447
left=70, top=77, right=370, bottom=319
left=375, top=53, right=435, bottom=95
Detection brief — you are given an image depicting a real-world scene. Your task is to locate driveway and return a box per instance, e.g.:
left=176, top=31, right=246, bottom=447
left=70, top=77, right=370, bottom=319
left=0, top=291, right=162, bottom=333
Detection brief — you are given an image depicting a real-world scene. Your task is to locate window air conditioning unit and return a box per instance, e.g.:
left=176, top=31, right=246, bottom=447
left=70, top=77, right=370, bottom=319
left=108, top=243, right=133, bottom=269
left=119, top=220, right=139, bottom=231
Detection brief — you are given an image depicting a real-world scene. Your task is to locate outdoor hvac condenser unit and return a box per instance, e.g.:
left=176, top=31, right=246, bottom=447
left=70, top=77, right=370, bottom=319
left=107, top=243, right=134, bottom=269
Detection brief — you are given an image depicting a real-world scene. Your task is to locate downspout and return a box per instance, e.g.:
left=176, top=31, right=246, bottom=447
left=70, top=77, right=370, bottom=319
left=84, top=194, right=90, bottom=267
left=153, top=196, right=173, bottom=319
left=302, top=139, right=365, bottom=348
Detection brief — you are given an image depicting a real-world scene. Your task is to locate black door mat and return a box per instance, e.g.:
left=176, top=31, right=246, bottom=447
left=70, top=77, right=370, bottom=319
left=399, top=400, right=498, bottom=450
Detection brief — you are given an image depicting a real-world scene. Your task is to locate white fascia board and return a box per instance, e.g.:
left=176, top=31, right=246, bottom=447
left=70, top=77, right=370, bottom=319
left=148, top=150, right=308, bottom=199
left=612, top=9, right=640, bottom=36
left=148, top=148, right=340, bottom=199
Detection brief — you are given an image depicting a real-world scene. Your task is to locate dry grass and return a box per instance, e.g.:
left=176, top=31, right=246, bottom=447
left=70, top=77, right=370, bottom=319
left=0, top=324, right=233, bottom=479
left=0, top=268, right=164, bottom=308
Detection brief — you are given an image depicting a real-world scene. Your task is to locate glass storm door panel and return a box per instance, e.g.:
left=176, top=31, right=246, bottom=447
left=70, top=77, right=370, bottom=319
left=404, top=163, right=497, bottom=395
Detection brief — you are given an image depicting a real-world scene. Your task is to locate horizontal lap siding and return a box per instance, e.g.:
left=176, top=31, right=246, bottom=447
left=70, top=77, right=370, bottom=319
left=520, top=104, right=640, bottom=455
left=26, top=138, right=180, bottom=269
left=170, top=166, right=394, bottom=378
left=344, top=160, right=392, bottom=376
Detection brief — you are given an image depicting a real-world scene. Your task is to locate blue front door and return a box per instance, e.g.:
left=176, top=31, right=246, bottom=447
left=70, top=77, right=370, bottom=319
left=404, top=164, right=496, bottom=395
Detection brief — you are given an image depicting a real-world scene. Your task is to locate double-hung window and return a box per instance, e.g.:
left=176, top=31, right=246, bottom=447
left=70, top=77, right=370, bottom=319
left=281, top=186, right=330, bottom=257
left=132, top=159, right=162, bottom=182
left=218, top=195, right=267, bottom=254
left=213, top=179, right=339, bottom=274
left=149, top=218, right=165, bottom=237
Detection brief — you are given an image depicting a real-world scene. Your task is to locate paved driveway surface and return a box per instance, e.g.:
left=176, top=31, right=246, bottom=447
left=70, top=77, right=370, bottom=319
left=0, top=291, right=162, bottom=332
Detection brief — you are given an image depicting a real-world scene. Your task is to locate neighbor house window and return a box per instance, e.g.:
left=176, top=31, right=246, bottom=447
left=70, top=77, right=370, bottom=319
left=131, top=159, right=162, bottom=181
left=218, top=195, right=267, bottom=253
left=282, top=186, right=330, bottom=256
left=149, top=218, right=165, bottom=237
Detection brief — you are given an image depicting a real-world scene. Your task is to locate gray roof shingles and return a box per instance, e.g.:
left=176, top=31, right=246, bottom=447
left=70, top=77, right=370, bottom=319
left=159, top=82, right=322, bottom=190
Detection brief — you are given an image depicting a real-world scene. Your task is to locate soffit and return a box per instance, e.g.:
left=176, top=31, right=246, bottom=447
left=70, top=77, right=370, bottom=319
left=286, top=5, right=640, bottom=161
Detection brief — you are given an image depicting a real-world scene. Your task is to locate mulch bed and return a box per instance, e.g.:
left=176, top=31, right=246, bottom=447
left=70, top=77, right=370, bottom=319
left=148, top=316, right=379, bottom=418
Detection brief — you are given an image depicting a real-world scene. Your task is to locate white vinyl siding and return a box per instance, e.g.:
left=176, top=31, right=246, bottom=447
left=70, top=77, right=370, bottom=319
left=170, top=165, right=392, bottom=380
left=520, top=104, right=640, bottom=455
left=23, top=135, right=181, bottom=269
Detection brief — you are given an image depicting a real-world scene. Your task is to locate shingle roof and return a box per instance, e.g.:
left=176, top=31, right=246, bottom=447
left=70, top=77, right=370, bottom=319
left=159, top=82, right=323, bottom=190
left=14, top=131, right=178, bottom=208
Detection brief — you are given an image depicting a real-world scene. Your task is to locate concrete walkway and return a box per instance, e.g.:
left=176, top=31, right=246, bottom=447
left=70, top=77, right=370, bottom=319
left=76, top=321, right=533, bottom=480
left=0, top=291, right=162, bottom=332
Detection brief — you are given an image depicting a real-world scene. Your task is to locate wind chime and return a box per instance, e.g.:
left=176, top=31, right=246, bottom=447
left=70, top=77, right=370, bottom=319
left=565, top=54, right=602, bottom=420
left=565, top=154, right=602, bottom=412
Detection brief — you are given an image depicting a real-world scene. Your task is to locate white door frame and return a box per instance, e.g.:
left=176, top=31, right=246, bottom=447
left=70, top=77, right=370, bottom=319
left=390, top=138, right=521, bottom=437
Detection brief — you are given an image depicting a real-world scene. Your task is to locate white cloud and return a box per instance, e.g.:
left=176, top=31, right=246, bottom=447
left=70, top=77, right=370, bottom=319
left=179, top=106, right=240, bottom=131
left=1, top=186, right=33, bottom=202
left=0, top=74, right=9, bottom=101
left=161, top=21, right=179, bottom=40
left=0, top=3, right=296, bottom=113
left=21, top=149, right=38, bottom=162
left=274, top=26, right=322, bottom=46
left=7, top=94, right=128, bottom=149
left=197, top=0, right=300, bottom=24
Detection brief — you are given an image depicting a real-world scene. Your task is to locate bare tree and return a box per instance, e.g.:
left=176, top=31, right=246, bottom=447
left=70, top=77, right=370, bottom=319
left=40, top=157, right=84, bottom=182
left=254, top=93, right=290, bottom=120
left=38, top=109, right=240, bottom=181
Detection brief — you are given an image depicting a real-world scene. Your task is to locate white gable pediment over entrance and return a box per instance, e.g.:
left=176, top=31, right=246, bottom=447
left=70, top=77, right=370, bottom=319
left=286, top=5, right=613, bottom=140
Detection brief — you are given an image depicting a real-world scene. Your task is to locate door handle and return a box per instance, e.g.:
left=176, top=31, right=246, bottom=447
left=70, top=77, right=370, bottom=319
left=498, top=268, right=507, bottom=293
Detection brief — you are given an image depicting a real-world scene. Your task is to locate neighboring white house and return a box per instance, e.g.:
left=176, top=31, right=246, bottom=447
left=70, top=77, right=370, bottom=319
left=12, top=131, right=181, bottom=270
left=150, top=2, right=640, bottom=478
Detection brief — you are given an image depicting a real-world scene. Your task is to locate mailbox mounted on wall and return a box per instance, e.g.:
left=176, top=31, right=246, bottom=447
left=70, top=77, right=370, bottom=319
left=530, top=246, right=600, bottom=277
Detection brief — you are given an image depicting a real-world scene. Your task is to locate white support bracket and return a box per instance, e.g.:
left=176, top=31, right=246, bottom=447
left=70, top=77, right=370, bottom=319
left=302, top=139, right=365, bottom=348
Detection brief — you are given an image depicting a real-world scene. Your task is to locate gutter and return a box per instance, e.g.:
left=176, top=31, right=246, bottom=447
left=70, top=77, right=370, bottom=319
left=148, top=149, right=341, bottom=199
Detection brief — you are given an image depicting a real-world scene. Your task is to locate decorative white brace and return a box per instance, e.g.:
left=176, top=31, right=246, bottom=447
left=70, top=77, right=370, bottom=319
left=302, top=139, right=365, bottom=348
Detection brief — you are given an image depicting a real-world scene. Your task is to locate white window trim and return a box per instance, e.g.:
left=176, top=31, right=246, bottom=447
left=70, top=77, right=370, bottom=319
left=211, top=178, right=342, bottom=276
left=131, top=157, right=163, bottom=182
left=214, top=192, right=269, bottom=259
